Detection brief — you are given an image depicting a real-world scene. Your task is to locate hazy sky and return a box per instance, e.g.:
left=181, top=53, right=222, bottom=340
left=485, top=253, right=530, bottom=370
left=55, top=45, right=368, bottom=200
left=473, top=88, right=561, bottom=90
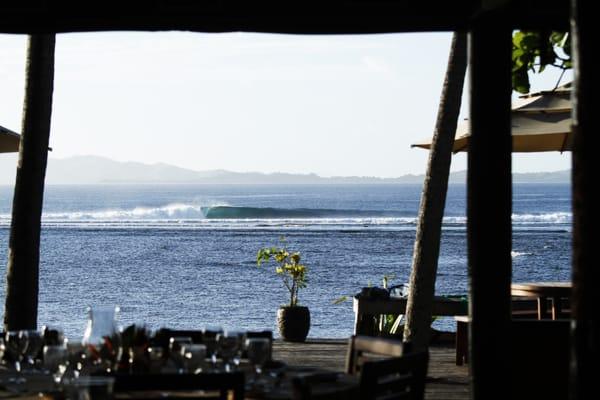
left=1, top=32, right=571, bottom=177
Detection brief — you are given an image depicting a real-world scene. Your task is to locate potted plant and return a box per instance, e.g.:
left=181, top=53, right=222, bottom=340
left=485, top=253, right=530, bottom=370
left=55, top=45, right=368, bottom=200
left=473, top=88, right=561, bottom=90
left=257, top=240, right=309, bottom=342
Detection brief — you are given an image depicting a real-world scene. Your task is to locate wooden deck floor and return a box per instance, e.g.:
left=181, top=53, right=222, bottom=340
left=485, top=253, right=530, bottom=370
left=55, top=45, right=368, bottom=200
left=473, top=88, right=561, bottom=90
left=273, top=339, right=470, bottom=400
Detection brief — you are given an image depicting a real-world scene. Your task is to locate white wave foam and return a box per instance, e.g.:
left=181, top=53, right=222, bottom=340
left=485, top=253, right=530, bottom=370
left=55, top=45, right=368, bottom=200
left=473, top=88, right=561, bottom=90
left=0, top=207, right=572, bottom=230
left=512, top=212, right=571, bottom=224
left=44, top=202, right=225, bottom=221
left=511, top=251, right=533, bottom=258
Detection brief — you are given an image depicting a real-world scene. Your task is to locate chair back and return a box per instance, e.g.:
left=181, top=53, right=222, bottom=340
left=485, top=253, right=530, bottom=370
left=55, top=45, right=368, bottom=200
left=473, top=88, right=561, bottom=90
left=346, top=336, right=427, bottom=400
left=345, top=335, right=408, bottom=375
left=242, top=330, right=273, bottom=360
left=360, top=351, right=429, bottom=400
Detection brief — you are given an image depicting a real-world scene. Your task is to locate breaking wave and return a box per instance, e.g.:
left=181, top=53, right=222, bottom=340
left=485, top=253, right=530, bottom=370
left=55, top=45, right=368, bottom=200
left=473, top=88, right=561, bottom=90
left=200, top=206, right=390, bottom=219
left=0, top=204, right=572, bottom=231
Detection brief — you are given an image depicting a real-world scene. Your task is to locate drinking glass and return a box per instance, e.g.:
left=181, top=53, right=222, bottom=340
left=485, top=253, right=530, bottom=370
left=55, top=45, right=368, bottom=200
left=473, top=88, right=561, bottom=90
left=181, top=344, right=207, bottom=374
left=168, top=337, right=193, bottom=373
left=147, top=346, right=165, bottom=373
left=246, top=338, right=271, bottom=377
left=64, top=341, right=85, bottom=380
left=43, top=344, right=69, bottom=384
left=21, top=329, right=44, bottom=368
left=5, top=331, right=28, bottom=372
left=217, top=331, right=242, bottom=372
left=201, top=326, right=223, bottom=370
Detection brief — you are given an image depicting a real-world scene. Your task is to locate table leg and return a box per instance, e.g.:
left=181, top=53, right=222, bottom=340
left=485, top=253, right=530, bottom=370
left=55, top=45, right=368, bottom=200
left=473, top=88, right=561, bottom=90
left=455, top=318, right=469, bottom=366
left=551, top=296, right=564, bottom=320
left=537, top=297, right=549, bottom=319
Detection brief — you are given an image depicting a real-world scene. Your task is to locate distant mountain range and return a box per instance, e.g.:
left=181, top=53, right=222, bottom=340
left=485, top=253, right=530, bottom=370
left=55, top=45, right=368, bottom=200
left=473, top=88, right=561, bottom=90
left=0, top=155, right=570, bottom=185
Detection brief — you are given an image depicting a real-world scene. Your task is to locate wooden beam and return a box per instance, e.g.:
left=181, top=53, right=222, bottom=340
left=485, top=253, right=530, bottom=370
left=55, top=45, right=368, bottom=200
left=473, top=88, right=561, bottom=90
left=0, top=0, right=569, bottom=34
left=570, top=0, right=599, bottom=398
left=467, top=11, right=512, bottom=400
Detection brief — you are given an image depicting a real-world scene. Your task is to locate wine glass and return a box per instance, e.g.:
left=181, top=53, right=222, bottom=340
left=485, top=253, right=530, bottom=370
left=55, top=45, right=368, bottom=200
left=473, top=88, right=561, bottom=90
left=217, top=330, right=242, bottom=372
left=5, top=331, right=28, bottom=372
left=181, top=344, right=207, bottom=374
left=246, top=338, right=271, bottom=378
left=20, top=329, right=44, bottom=368
left=147, top=346, right=165, bottom=373
left=201, top=326, right=223, bottom=370
left=231, top=331, right=246, bottom=368
left=168, top=337, right=192, bottom=373
left=43, top=344, right=69, bottom=384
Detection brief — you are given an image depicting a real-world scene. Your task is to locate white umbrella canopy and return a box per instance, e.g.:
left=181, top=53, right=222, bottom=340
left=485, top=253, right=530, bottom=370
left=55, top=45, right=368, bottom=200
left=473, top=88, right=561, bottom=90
left=0, top=125, right=21, bottom=153
left=412, top=83, right=573, bottom=153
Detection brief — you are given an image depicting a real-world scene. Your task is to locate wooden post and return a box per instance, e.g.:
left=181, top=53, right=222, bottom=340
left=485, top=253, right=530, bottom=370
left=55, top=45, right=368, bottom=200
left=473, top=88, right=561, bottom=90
left=570, top=0, right=598, bottom=398
left=3, top=35, right=55, bottom=330
left=467, top=14, right=512, bottom=399
left=404, top=32, right=467, bottom=351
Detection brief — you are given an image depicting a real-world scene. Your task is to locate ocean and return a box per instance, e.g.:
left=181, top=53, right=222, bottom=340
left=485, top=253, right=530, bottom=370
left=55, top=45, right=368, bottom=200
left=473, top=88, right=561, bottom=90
left=0, top=183, right=571, bottom=339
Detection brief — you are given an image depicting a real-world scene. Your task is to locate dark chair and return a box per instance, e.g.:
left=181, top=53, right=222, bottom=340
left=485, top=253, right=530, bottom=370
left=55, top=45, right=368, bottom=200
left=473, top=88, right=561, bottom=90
left=111, top=371, right=244, bottom=400
left=291, top=371, right=347, bottom=400
left=242, top=330, right=273, bottom=360
left=346, top=335, right=408, bottom=375
left=346, top=335, right=428, bottom=400
left=360, top=352, right=429, bottom=400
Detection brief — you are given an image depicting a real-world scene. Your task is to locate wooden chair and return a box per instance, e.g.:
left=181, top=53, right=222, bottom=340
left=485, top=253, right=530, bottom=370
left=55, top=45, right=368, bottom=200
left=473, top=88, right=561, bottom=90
left=346, top=336, right=428, bottom=400
left=360, top=352, right=429, bottom=400
left=242, top=330, right=273, bottom=360
left=346, top=335, right=408, bottom=375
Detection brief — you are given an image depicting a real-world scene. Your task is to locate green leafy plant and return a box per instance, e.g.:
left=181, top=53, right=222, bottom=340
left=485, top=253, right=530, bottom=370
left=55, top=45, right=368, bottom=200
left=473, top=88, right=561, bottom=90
left=257, top=238, right=307, bottom=307
left=512, top=31, right=571, bottom=93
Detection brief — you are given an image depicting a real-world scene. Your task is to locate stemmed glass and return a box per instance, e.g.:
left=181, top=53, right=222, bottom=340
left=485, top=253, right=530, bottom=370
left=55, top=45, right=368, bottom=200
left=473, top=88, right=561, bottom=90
left=246, top=338, right=271, bottom=383
left=201, top=326, right=223, bottom=370
left=4, top=331, right=28, bottom=372
left=20, top=330, right=44, bottom=369
left=168, top=337, right=193, bottom=373
left=43, top=343, right=69, bottom=384
left=216, top=330, right=243, bottom=372
left=181, top=344, right=207, bottom=374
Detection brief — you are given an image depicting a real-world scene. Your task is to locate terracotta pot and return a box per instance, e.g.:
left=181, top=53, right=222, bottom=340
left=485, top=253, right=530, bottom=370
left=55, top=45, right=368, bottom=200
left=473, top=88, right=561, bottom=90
left=277, top=306, right=310, bottom=342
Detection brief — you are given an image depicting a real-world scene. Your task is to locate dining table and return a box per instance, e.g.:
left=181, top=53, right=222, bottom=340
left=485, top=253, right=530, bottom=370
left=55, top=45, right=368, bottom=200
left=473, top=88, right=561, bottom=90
left=0, top=362, right=359, bottom=400
left=511, top=281, right=571, bottom=320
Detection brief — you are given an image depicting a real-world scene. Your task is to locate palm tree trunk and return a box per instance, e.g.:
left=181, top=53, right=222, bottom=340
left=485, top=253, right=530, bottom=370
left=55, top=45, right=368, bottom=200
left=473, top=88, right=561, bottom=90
left=403, top=32, right=467, bottom=350
left=3, top=35, right=56, bottom=331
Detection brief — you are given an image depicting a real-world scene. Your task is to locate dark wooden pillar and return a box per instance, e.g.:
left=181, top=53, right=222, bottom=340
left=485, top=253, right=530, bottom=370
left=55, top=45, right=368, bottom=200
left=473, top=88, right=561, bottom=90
left=404, top=32, right=468, bottom=351
left=570, top=0, right=599, bottom=398
left=467, top=14, right=512, bottom=399
left=3, top=35, right=55, bottom=330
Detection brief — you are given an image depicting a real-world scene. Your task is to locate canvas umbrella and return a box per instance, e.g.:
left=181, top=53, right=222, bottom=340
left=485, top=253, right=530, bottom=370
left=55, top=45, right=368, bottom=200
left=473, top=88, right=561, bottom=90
left=412, top=83, right=573, bottom=153
left=0, top=124, right=21, bottom=153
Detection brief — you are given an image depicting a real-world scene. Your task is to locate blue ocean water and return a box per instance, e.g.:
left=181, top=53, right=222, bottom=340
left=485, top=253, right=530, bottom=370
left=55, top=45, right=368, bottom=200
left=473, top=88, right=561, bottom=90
left=0, top=184, right=571, bottom=339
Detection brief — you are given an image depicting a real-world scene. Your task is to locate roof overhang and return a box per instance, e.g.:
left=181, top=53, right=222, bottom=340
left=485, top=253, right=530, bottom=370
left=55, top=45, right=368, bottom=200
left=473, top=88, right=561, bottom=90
left=0, top=0, right=569, bottom=35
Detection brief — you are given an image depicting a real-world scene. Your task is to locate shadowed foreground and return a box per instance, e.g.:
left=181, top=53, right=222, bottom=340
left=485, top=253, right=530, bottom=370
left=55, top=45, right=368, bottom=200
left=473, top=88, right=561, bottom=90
left=273, top=339, right=469, bottom=400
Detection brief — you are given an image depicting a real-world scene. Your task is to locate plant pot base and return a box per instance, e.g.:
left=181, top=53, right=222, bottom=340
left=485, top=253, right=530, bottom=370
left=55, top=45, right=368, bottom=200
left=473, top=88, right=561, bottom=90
left=277, top=306, right=310, bottom=342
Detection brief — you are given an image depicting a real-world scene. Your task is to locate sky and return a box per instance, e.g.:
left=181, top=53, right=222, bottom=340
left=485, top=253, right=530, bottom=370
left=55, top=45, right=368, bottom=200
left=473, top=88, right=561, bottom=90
left=0, top=31, right=572, bottom=178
